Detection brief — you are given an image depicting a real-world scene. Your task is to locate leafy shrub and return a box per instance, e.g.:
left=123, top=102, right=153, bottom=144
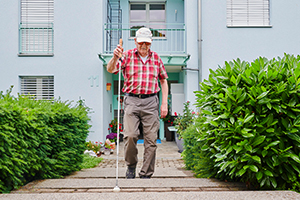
left=189, top=54, right=300, bottom=190
left=0, top=87, right=91, bottom=193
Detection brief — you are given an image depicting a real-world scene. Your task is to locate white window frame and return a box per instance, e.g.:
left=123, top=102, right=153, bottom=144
left=227, top=0, right=271, bottom=27
left=20, top=76, right=54, bottom=100
left=129, top=2, right=166, bottom=38
left=19, top=0, right=54, bottom=56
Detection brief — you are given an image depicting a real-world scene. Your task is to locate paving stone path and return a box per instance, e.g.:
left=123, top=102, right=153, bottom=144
left=2, top=141, right=300, bottom=199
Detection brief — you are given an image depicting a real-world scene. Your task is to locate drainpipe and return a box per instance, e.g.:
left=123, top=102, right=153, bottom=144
left=198, top=0, right=202, bottom=90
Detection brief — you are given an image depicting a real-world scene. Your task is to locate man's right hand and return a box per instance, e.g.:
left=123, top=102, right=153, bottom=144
left=113, top=45, right=123, bottom=59
left=107, top=45, right=124, bottom=73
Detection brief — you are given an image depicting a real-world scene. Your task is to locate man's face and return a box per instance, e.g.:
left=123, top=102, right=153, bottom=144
left=135, top=38, right=151, bottom=57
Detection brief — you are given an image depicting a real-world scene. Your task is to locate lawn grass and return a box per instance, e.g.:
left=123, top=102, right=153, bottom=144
left=80, top=154, right=103, bottom=169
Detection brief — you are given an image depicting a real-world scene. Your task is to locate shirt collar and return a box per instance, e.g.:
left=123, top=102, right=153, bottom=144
left=134, top=48, right=153, bottom=57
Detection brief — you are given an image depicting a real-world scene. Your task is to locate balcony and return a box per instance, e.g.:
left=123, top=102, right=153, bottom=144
left=99, top=23, right=190, bottom=69
left=19, top=23, right=54, bottom=56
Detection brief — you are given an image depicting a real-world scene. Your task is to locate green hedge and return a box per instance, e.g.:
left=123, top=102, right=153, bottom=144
left=0, top=87, right=91, bottom=193
left=183, top=54, right=300, bottom=191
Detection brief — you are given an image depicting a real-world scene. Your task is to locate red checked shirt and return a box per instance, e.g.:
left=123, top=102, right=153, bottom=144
left=115, top=48, right=168, bottom=94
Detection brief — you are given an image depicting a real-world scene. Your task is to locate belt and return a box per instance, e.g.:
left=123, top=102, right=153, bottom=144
left=124, top=93, right=157, bottom=99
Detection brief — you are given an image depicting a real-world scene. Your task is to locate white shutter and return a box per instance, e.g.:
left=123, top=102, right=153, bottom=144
left=20, top=76, right=54, bottom=100
left=227, top=0, right=270, bottom=27
left=20, top=0, right=54, bottom=54
left=21, top=0, right=54, bottom=23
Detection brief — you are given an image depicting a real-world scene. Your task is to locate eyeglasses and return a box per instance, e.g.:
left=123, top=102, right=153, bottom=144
left=138, top=42, right=151, bottom=46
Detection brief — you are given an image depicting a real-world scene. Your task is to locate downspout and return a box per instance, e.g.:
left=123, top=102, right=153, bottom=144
left=198, top=0, right=202, bottom=90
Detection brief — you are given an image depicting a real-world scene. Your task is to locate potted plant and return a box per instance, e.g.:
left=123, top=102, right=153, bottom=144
left=85, top=141, right=103, bottom=157
left=104, top=139, right=116, bottom=156
left=108, top=119, right=123, bottom=142
left=162, top=103, right=176, bottom=141
left=173, top=101, right=195, bottom=153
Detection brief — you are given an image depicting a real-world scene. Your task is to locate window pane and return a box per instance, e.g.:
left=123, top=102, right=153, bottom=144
left=150, top=10, right=165, bottom=21
left=150, top=4, right=165, bottom=10
left=130, top=10, right=146, bottom=21
left=131, top=4, right=146, bottom=10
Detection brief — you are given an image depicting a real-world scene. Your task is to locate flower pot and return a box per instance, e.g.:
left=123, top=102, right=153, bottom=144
left=175, top=132, right=184, bottom=153
left=104, top=148, right=111, bottom=156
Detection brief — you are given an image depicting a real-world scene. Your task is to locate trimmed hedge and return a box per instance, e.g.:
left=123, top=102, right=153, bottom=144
left=183, top=54, right=300, bottom=191
left=0, top=87, right=91, bottom=193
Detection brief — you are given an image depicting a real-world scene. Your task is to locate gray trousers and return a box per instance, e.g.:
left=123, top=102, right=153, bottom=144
left=123, top=95, right=160, bottom=177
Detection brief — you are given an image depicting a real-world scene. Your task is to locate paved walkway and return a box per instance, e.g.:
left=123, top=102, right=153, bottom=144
left=1, top=141, right=300, bottom=199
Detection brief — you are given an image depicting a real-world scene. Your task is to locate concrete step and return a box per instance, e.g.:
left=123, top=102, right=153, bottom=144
left=19, top=178, right=247, bottom=193
left=66, top=167, right=193, bottom=179
left=3, top=191, right=300, bottom=200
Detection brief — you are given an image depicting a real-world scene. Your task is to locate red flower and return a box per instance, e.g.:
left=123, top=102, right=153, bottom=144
left=110, top=125, right=113, bottom=128
left=174, top=112, right=177, bottom=116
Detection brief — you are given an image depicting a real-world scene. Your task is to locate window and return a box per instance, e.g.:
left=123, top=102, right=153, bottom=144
left=130, top=2, right=166, bottom=37
left=19, top=0, right=54, bottom=55
left=20, top=76, right=54, bottom=100
left=227, top=0, right=270, bottom=27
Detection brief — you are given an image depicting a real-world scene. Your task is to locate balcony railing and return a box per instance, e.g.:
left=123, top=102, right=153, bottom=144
left=103, top=23, right=186, bottom=54
left=19, top=23, right=54, bottom=55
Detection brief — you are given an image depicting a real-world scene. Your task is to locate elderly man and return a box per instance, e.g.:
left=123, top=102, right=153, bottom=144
left=107, top=27, right=168, bottom=179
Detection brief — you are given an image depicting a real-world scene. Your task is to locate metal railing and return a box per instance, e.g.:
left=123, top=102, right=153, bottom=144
left=19, top=23, right=54, bottom=55
left=103, top=23, right=186, bottom=54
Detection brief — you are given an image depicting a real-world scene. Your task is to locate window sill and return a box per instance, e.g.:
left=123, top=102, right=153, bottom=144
left=227, top=25, right=273, bottom=28
left=18, top=53, right=54, bottom=57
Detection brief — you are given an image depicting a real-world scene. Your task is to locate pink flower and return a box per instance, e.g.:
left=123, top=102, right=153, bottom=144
left=192, top=112, right=195, bottom=115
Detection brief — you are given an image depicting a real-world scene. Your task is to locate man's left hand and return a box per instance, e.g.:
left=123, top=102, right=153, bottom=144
left=160, top=103, right=168, bottom=118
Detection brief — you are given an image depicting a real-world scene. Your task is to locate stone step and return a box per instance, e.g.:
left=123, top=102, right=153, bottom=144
left=66, top=167, right=193, bottom=179
left=5, top=191, right=300, bottom=200
left=29, top=178, right=246, bottom=191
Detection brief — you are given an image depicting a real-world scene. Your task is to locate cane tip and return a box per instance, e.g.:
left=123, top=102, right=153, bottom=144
left=113, top=186, right=121, bottom=192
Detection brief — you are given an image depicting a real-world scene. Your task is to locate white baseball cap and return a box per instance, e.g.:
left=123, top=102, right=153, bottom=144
left=136, top=27, right=152, bottom=43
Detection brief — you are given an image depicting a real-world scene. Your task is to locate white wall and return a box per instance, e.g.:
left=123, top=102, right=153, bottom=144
left=201, top=0, right=300, bottom=81
left=184, top=0, right=199, bottom=110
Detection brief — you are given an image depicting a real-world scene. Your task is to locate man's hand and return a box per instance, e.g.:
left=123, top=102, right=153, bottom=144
left=160, top=78, right=168, bottom=118
left=107, top=45, right=123, bottom=73
left=113, top=45, right=123, bottom=59
left=160, top=103, right=168, bottom=118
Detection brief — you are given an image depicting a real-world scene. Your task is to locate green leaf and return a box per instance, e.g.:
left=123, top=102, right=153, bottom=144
left=251, top=135, right=266, bottom=147
left=266, top=128, right=274, bottom=133
left=237, top=168, right=246, bottom=176
left=230, top=117, right=235, bottom=124
left=262, top=149, right=268, bottom=157
left=257, top=91, right=269, bottom=99
left=249, top=165, right=259, bottom=172
left=230, top=75, right=237, bottom=84
left=256, top=171, right=263, bottom=181
left=270, top=177, right=277, bottom=188
left=244, top=114, right=254, bottom=124
left=264, top=170, right=273, bottom=177
left=252, top=156, right=261, bottom=164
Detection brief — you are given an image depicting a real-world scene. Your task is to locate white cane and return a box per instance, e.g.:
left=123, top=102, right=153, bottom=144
left=113, top=38, right=122, bottom=193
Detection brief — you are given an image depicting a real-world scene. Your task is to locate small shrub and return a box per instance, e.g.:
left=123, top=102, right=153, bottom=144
left=190, top=54, right=300, bottom=190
